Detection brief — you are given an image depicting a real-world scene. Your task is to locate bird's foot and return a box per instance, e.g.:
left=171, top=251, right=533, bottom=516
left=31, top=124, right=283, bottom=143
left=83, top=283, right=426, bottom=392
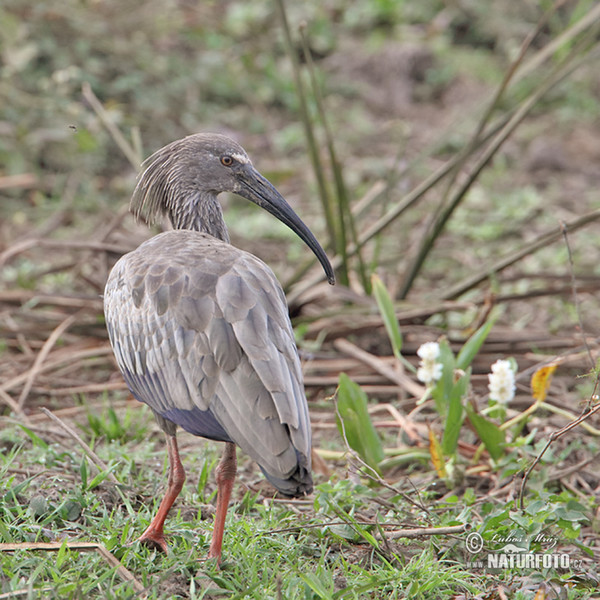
left=207, top=546, right=222, bottom=567
left=138, top=527, right=169, bottom=554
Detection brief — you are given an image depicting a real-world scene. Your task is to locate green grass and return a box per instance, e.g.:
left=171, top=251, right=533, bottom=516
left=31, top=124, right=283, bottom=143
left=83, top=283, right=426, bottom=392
left=0, top=406, right=597, bottom=599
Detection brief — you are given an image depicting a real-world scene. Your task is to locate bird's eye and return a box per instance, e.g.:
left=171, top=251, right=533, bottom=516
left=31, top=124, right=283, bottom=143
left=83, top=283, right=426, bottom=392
left=220, top=155, right=234, bottom=167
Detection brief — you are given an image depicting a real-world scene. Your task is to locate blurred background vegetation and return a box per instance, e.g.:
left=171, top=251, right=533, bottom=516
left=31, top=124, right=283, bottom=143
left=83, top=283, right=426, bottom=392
left=2, top=0, right=600, bottom=596
left=2, top=0, right=600, bottom=307
left=2, top=0, right=600, bottom=317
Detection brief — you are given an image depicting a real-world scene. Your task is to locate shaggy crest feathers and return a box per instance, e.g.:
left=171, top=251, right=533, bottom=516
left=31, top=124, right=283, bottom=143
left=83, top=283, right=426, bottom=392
left=129, top=133, right=249, bottom=227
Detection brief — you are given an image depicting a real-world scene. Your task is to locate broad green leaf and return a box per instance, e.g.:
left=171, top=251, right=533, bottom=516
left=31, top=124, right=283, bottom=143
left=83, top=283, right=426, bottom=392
left=465, top=404, right=505, bottom=460
left=442, top=370, right=469, bottom=455
left=432, top=338, right=456, bottom=416
left=328, top=523, right=362, bottom=542
left=56, top=539, right=69, bottom=570
left=17, top=424, right=49, bottom=449
left=3, top=474, right=38, bottom=502
left=481, top=507, right=511, bottom=532
left=336, top=373, right=384, bottom=473
left=456, top=317, right=496, bottom=371
left=60, top=499, right=82, bottom=521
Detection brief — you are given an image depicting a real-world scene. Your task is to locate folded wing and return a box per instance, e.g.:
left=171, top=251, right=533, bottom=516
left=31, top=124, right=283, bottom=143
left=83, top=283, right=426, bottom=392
left=104, top=230, right=312, bottom=495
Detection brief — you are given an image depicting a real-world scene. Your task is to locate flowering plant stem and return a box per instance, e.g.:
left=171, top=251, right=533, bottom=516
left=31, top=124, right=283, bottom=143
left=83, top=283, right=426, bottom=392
left=499, top=398, right=544, bottom=432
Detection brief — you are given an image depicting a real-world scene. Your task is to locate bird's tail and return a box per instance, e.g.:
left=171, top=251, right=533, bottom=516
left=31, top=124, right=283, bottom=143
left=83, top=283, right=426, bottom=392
left=259, top=451, right=313, bottom=498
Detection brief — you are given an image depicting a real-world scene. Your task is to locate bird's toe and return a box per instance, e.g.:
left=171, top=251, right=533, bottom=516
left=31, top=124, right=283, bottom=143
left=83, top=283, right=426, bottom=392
left=138, top=530, right=169, bottom=554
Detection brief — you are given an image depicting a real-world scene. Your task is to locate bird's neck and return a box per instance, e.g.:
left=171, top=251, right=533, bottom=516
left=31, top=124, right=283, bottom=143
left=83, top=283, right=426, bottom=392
left=169, top=192, right=230, bottom=243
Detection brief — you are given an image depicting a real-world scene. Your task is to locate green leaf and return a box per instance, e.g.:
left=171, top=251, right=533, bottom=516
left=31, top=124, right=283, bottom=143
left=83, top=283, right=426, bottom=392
left=56, top=539, right=69, bottom=570
left=481, top=507, right=511, bottom=532
left=80, top=457, right=88, bottom=489
left=327, top=523, right=362, bottom=542
left=465, top=404, right=505, bottom=460
left=573, top=539, right=595, bottom=558
left=60, top=500, right=82, bottom=521
left=333, top=577, right=392, bottom=600
left=372, top=274, right=403, bottom=359
left=299, top=571, right=334, bottom=600
left=336, top=374, right=384, bottom=474
left=0, top=518, right=14, bottom=543
left=197, top=457, right=216, bottom=501
left=17, top=424, right=49, bottom=449
left=456, top=317, right=496, bottom=371
left=509, top=512, right=530, bottom=528
left=442, top=370, right=469, bottom=455
left=432, top=338, right=456, bottom=416
left=86, top=464, right=118, bottom=491
left=3, top=474, right=38, bottom=502
left=557, top=521, right=581, bottom=540
left=524, top=499, right=546, bottom=516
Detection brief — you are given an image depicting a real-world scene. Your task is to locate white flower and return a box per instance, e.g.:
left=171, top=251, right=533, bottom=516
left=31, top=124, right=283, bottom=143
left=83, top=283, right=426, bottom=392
left=417, top=341, right=440, bottom=362
left=417, top=362, right=443, bottom=385
left=416, top=341, right=443, bottom=385
left=487, top=359, right=516, bottom=404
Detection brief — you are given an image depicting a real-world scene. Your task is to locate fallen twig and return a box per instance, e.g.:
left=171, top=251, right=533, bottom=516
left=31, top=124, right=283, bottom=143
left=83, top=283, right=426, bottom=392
left=443, top=209, right=600, bottom=300
left=1, top=346, right=113, bottom=394
left=33, top=381, right=128, bottom=397
left=384, top=523, right=467, bottom=540
left=18, top=314, right=78, bottom=408
left=0, top=238, right=131, bottom=268
left=0, top=173, right=38, bottom=190
left=333, top=338, right=425, bottom=398
left=0, top=388, right=27, bottom=420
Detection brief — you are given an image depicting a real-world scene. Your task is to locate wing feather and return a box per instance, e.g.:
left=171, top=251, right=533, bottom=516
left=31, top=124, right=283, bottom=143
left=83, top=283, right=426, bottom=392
left=104, top=230, right=312, bottom=486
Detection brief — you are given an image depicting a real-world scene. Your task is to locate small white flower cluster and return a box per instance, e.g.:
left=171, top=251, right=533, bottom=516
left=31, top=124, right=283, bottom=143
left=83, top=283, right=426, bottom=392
left=416, top=341, right=443, bottom=385
left=488, top=359, right=516, bottom=404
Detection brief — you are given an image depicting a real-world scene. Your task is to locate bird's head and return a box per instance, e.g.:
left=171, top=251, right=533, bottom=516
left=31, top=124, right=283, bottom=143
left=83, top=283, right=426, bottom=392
left=130, top=133, right=335, bottom=284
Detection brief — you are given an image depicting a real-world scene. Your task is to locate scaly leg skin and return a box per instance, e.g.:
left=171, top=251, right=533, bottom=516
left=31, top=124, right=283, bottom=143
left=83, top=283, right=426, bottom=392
left=208, top=442, right=237, bottom=565
left=138, top=434, right=186, bottom=553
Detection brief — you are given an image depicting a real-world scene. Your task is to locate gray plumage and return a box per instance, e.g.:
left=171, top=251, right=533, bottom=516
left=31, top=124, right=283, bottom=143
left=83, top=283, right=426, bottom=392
left=104, top=133, right=334, bottom=498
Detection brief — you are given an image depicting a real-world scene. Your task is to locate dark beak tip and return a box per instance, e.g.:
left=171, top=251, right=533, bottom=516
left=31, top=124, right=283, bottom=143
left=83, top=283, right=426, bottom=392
left=240, top=167, right=336, bottom=287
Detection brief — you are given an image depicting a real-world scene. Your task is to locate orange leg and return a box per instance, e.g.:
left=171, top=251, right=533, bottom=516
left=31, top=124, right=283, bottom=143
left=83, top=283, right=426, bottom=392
left=208, top=442, right=237, bottom=564
left=138, top=434, right=185, bottom=553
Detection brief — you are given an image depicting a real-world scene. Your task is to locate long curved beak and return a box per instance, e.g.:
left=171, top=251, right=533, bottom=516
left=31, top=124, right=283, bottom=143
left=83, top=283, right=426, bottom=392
left=236, top=165, right=335, bottom=285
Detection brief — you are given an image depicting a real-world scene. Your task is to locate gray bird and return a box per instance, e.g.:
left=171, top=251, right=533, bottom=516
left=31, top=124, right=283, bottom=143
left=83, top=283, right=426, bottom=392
left=104, top=133, right=334, bottom=563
